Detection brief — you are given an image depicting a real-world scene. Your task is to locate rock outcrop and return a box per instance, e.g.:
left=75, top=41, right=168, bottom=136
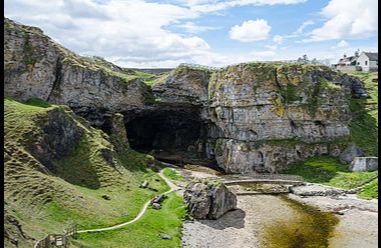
left=183, top=180, right=237, bottom=219
left=349, top=157, right=378, bottom=172
left=4, top=18, right=150, bottom=116
left=339, top=144, right=364, bottom=164
left=27, top=107, right=84, bottom=170
left=4, top=18, right=370, bottom=173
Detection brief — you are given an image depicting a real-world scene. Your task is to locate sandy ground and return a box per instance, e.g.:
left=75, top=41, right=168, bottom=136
left=182, top=195, right=298, bottom=248
left=288, top=194, right=378, bottom=248
left=180, top=167, right=378, bottom=248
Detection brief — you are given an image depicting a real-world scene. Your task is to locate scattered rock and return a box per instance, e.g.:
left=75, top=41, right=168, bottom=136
left=140, top=181, right=149, bottom=188
left=152, top=194, right=166, bottom=204
left=101, top=195, right=111, bottom=200
left=152, top=203, right=161, bottom=210
left=339, top=144, right=364, bottom=164
left=157, top=233, right=172, bottom=239
left=349, top=157, right=378, bottom=172
left=183, top=179, right=237, bottom=219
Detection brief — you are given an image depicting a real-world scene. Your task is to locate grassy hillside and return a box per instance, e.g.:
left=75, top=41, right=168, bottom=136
left=4, top=98, right=186, bottom=247
left=74, top=192, right=186, bottom=248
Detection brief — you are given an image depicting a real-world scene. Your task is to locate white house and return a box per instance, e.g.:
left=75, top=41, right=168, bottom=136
left=356, top=52, right=378, bottom=72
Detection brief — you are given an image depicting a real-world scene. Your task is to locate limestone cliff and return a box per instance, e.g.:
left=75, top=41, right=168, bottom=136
left=4, top=18, right=369, bottom=174
left=4, top=17, right=150, bottom=116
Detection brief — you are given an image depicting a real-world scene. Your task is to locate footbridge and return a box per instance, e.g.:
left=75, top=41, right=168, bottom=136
left=215, top=174, right=306, bottom=186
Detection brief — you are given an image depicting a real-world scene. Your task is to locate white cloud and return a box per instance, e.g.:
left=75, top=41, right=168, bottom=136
left=337, top=40, right=349, bottom=48
left=4, top=0, right=309, bottom=68
left=295, top=20, right=314, bottom=34
left=188, top=0, right=307, bottom=13
left=272, top=35, right=283, bottom=44
left=5, top=0, right=212, bottom=67
left=174, top=21, right=221, bottom=33
left=255, top=50, right=276, bottom=58
left=229, top=19, right=271, bottom=42
left=305, top=0, right=378, bottom=42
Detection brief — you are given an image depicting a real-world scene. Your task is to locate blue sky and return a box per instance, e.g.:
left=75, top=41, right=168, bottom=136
left=4, top=0, right=378, bottom=68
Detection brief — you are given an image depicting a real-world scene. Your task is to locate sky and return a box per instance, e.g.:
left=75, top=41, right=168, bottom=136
left=4, top=0, right=378, bottom=68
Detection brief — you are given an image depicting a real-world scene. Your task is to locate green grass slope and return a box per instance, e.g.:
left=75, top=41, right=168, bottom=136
left=4, top=98, right=179, bottom=247
left=74, top=192, right=186, bottom=248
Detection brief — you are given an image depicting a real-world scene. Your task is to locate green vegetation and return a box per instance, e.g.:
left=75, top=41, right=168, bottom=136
left=264, top=195, right=339, bottom=248
left=144, top=72, right=170, bottom=87
left=22, top=33, right=37, bottom=65
left=279, top=84, right=302, bottom=104
left=283, top=156, right=378, bottom=197
left=73, top=192, right=186, bottom=248
left=23, top=97, right=51, bottom=108
left=4, top=98, right=180, bottom=245
left=357, top=179, right=378, bottom=199
left=346, top=71, right=378, bottom=156
left=162, top=167, right=185, bottom=182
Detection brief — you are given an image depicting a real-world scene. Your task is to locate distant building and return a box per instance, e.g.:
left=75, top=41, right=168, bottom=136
left=356, top=52, right=378, bottom=72
left=333, top=50, right=378, bottom=71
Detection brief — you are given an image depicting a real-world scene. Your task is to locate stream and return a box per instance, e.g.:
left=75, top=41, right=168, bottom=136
left=178, top=166, right=378, bottom=248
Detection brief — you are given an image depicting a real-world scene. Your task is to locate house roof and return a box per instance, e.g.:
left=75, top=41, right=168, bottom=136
left=363, top=52, right=378, bottom=61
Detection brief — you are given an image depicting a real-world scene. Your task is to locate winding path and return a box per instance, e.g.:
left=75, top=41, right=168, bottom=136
left=77, top=168, right=179, bottom=233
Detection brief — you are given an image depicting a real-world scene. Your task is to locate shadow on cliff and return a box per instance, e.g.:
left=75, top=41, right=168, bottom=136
left=198, top=208, right=246, bottom=230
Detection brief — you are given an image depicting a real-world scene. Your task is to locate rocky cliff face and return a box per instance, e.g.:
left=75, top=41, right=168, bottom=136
left=4, top=18, right=369, bottom=173
left=4, top=18, right=149, bottom=116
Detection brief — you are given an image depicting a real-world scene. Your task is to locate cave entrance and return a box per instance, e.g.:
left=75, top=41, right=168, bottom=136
left=125, top=108, right=214, bottom=166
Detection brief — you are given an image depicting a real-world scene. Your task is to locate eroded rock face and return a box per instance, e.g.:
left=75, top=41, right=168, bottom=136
left=27, top=107, right=84, bottom=170
left=4, top=18, right=148, bottom=114
left=184, top=180, right=237, bottom=219
left=4, top=18, right=369, bottom=174
left=152, top=66, right=211, bottom=106
left=339, top=144, right=364, bottom=164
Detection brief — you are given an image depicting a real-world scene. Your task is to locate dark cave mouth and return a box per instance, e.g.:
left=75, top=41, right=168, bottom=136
left=125, top=109, right=216, bottom=166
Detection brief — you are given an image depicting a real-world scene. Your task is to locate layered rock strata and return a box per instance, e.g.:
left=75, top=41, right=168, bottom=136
left=4, top=18, right=369, bottom=173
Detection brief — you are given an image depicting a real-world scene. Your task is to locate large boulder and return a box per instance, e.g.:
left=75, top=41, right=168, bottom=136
left=183, top=180, right=237, bottom=219
left=349, top=157, right=378, bottom=172
left=339, top=144, right=364, bottom=164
